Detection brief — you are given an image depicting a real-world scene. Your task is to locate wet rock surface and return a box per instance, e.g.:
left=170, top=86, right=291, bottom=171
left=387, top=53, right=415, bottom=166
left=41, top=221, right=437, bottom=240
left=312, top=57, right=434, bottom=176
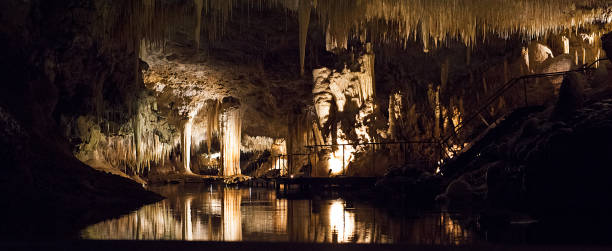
left=441, top=96, right=612, bottom=217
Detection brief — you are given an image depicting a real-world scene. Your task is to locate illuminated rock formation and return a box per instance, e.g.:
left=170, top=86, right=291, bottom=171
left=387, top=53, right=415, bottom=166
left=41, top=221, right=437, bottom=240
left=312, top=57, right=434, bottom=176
left=181, top=118, right=194, bottom=173
left=312, top=43, right=376, bottom=120
left=528, top=42, right=554, bottom=72
left=310, top=44, right=377, bottom=175
left=562, top=36, right=570, bottom=54
left=220, top=97, right=242, bottom=176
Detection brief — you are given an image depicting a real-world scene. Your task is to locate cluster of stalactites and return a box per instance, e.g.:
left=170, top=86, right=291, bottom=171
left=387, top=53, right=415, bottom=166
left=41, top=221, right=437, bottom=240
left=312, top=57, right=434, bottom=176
left=95, top=0, right=292, bottom=53
left=313, top=0, right=608, bottom=51
left=242, top=135, right=275, bottom=152
left=206, top=99, right=221, bottom=154
left=220, top=100, right=242, bottom=176
left=101, top=134, right=177, bottom=175
left=128, top=101, right=176, bottom=174
left=96, top=0, right=609, bottom=55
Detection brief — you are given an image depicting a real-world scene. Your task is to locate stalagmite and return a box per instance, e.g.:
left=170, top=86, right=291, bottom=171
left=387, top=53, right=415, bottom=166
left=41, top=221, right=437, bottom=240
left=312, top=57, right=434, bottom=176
left=596, top=49, right=601, bottom=68
left=387, top=93, right=403, bottom=140
left=428, top=84, right=441, bottom=138
left=562, top=36, right=570, bottom=54
left=181, top=118, right=194, bottom=173
left=575, top=50, right=579, bottom=65
left=298, top=0, right=311, bottom=76
left=220, top=97, right=241, bottom=176
left=522, top=47, right=530, bottom=73
left=287, top=110, right=312, bottom=173
left=441, top=57, right=450, bottom=91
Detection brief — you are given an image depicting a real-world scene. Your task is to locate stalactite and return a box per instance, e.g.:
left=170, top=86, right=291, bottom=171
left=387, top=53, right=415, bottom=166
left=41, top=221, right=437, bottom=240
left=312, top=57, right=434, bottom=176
left=206, top=100, right=221, bottom=154
left=357, top=43, right=376, bottom=104
left=95, top=0, right=608, bottom=59
left=241, top=135, right=274, bottom=152
left=194, top=0, right=204, bottom=52
left=298, top=0, right=311, bottom=76
left=314, top=0, right=605, bottom=51
left=220, top=98, right=241, bottom=176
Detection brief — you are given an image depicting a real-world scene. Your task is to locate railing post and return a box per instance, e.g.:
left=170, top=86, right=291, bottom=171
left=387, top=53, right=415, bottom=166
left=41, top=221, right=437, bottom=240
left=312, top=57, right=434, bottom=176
left=342, top=144, right=345, bottom=175
left=314, top=151, right=317, bottom=177
left=523, top=78, right=528, bottom=106
left=372, top=144, right=375, bottom=175
left=438, top=141, right=443, bottom=170
left=402, top=143, right=406, bottom=164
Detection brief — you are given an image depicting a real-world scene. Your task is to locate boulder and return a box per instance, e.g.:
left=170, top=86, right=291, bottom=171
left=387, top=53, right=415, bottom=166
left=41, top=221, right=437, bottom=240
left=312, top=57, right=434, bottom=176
left=528, top=42, right=554, bottom=71
left=552, top=72, right=585, bottom=120
left=537, top=54, right=574, bottom=87
left=602, top=32, right=612, bottom=63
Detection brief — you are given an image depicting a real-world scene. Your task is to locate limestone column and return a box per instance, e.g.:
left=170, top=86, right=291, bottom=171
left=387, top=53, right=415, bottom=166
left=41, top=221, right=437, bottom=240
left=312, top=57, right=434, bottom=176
left=181, top=118, right=194, bottom=173
left=220, top=97, right=241, bottom=176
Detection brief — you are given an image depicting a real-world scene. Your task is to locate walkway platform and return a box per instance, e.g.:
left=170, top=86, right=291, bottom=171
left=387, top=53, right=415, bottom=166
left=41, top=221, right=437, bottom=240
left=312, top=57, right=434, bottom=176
left=246, top=177, right=378, bottom=195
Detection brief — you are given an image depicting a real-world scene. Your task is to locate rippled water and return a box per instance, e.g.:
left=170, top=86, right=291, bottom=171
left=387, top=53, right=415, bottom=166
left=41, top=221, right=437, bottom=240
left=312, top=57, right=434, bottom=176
left=81, top=183, right=476, bottom=244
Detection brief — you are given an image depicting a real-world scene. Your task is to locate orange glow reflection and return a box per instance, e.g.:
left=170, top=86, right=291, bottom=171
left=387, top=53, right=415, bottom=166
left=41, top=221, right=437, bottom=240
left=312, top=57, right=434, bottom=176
left=81, top=185, right=474, bottom=245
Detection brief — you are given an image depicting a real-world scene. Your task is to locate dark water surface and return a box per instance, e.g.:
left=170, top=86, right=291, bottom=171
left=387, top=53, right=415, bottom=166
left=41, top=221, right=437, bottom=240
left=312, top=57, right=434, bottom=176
left=81, top=184, right=480, bottom=244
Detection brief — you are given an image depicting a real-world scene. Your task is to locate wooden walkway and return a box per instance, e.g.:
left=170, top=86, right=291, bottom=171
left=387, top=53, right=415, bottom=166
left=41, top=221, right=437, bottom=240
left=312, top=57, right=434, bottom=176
left=246, top=177, right=378, bottom=195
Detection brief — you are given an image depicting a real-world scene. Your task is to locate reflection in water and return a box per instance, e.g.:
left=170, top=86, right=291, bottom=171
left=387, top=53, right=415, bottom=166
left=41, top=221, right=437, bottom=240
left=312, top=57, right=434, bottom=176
left=328, top=200, right=354, bottom=242
left=81, top=184, right=473, bottom=244
left=223, top=188, right=242, bottom=241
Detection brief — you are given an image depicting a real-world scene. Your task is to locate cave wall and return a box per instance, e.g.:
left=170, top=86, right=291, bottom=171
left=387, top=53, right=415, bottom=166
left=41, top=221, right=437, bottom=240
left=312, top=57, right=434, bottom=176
left=0, top=0, right=163, bottom=239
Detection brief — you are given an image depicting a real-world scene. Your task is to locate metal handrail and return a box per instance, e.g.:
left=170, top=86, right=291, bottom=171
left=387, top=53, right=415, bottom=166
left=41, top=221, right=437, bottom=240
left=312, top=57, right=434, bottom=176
left=304, top=141, right=440, bottom=148
left=286, top=58, right=609, bottom=172
left=440, top=57, right=608, bottom=157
